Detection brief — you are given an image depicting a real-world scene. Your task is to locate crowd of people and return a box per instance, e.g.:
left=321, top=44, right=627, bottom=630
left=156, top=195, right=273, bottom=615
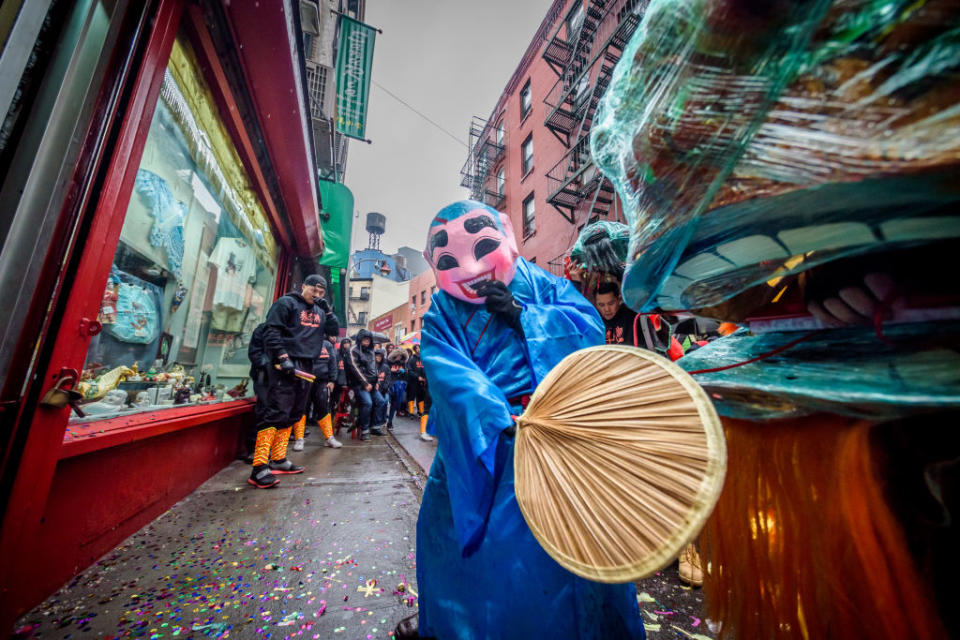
left=243, top=274, right=434, bottom=488
left=240, top=227, right=727, bottom=496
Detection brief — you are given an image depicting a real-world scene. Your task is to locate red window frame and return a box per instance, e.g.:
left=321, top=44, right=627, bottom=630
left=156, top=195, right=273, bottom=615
left=52, top=3, right=294, bottom=456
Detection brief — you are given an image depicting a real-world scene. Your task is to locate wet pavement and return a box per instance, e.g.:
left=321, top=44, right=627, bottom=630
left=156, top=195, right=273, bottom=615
left=387, top=414, right=436, bottom=477
left=16, top=435, right=422, bottom=640
left=18, top=413, right=715, bottom=640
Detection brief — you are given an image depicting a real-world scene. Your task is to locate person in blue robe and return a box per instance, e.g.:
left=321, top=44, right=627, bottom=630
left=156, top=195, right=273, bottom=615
left=397, top=201, right=644, bottom=639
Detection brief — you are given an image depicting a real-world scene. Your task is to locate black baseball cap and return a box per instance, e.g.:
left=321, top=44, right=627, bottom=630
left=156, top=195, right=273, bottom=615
left=304, top=274, right=327, bottom=288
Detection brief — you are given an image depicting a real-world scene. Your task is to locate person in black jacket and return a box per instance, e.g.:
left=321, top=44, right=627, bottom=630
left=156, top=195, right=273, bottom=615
left=375, top=349, right=391, bottom=429
left=343, top=329, right=386, bottom=440
left=386, top=347, right=408, bottom=428
left=245, top=323, right=270, bottom=462
left=250, top=274, right=338, bottom=488
left=595, top=282, right=671, bottom=353
left=330, top=338, right=351, bottom=430
left=405, top=344, right=426, bottom=416
left=294, top=335, right=341, bottom=451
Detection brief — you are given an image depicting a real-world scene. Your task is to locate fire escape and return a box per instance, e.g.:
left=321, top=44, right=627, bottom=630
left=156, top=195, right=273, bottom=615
left=460, top=116, right=506, bottom=210
left=542, top=0, right=644, bottom=224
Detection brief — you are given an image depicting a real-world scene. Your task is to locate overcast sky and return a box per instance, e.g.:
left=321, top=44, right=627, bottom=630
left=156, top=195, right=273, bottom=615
left=343, top=0, right=554, bottom=256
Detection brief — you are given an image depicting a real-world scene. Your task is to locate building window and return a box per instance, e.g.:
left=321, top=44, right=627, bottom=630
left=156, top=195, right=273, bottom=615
left=420, top=290, right=426, bottom=304
left=358, top=311, right=367, bottom=325
left=303, top=33, right=315, bottom=59
left=496, top=166, right=505, bottom=196
left=411, top=321, right=416, bottom=333
left=77, top=34, right=280, bottom=422
left=411, top=295, right=416, bottom=307
left=521, top=134, right=533, bottom=176
left=520, top=80, right=532, bottom=119
left=496, top=120, right=505, bottom=146
left=523, top=193, right=536, bottom=237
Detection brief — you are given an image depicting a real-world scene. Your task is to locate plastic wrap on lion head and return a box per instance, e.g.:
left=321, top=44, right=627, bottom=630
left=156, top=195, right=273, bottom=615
left=423, top=200, right=520, bottom=304
left=592, top=0, right=960, bottom=318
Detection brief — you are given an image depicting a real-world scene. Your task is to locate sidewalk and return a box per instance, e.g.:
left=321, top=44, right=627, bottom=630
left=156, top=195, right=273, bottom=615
left=20, top=415, right=715, bottom=640
left=17, top=434, right=422, bottom=640
left=388, top=412, right=437, bottom=474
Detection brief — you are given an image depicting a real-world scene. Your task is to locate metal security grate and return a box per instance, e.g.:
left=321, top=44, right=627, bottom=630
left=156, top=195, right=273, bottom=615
left=305, top=65, right=329, bottom=119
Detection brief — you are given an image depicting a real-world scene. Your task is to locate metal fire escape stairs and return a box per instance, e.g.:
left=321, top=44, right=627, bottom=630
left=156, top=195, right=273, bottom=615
left=459, top=116, right=505, bottom=209
left=542, top=1, right=643, bottom=224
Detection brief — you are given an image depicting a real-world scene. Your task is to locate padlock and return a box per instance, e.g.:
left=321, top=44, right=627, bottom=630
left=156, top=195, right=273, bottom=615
left=40, top=377, right=85, bottom=416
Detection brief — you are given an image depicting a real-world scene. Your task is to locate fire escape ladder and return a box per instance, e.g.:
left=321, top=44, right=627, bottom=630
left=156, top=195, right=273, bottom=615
left=542, top=33, right=571, bottom=77
left=564, top=1, right=603, bottom=90
left=543, top=1, right=645, bottom=224
left=460, top=116, right=491, bottom=200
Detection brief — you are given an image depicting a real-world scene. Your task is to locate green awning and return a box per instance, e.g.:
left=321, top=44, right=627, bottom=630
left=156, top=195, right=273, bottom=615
left=318, top=180, right=353, bottom=270
left=318, top=180, right=354, bottom=330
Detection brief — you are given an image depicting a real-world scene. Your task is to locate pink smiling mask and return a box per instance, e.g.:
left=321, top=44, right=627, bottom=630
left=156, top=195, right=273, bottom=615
left=423, top=202, right=520, bottom=304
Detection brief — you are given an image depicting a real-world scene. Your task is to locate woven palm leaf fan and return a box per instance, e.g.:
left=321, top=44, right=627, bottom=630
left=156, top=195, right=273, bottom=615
left=514, top=344, right=726, bottom=583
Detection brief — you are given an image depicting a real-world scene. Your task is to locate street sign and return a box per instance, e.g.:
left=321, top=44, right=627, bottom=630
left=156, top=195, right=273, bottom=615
left=372, top=314, right=393, bottom=333
left=335, top=16, right=376, bottom=140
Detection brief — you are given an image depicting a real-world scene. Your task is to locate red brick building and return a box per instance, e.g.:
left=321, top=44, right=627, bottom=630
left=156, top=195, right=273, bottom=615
left=408, top=269, right=437, bottom=333
left=368, top=301, right=409, bottom=343
left=367, top=269, right=436, bottom=341
left=461, top=0, right=646, bottom=275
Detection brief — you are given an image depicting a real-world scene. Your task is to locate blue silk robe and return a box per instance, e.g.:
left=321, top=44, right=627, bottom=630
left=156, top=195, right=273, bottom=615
left=417, top=259, right=644, bottom=639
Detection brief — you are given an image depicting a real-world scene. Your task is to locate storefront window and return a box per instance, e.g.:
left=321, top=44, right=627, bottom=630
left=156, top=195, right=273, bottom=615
left=73, top=34, right=278, bottom=422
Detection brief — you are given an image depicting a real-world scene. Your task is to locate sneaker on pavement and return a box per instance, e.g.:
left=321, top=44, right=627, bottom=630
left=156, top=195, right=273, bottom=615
left=325, top=436, right=343, bottom=448
left=360, top=431, right=371, bottom=441
left=248, top=465, right=279, bottom=489
left=292, top=438, right=305, bottom=451
left=269, top=458, right=304, bottom=474
left=370, top=427, right=385, bottom=436
left=420, top=432, right=435, bottom=442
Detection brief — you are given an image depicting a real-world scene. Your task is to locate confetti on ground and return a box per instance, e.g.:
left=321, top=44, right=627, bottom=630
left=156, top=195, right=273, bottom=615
left=14, top=437, right=423, bottom=639
left=16, top=416, right=713, bottom=639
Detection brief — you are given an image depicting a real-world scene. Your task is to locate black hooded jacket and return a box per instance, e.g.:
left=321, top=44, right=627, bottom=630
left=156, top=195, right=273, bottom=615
left=261, top=293, right=339, bottom=361
left=344, top=329, right=378, bottom=387
left=406, top=350, right=425, bottom=385
left=336, top=342, right=351, bottom=386
left=313, top=340, right=338, bottom=382
left=247, top=323, right=270, bottom=378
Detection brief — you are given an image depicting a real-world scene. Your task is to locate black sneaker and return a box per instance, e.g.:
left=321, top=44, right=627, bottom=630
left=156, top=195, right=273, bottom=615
left=269, top=458, right=304, bottom=474
left=248, top=465, right=279, bottom=489
left=370, top=427, right=385, bottom=436
left=360, top=431, right=371, bottom=441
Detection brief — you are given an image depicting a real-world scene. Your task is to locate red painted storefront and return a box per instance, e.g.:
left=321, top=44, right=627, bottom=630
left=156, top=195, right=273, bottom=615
left=0, top=0, right=322, bottom=628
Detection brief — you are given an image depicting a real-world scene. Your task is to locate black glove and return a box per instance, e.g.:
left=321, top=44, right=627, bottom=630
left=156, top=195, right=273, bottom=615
left=477, top=280, right=523, bottom=333
left=277, top=357, right=296, bottom=376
